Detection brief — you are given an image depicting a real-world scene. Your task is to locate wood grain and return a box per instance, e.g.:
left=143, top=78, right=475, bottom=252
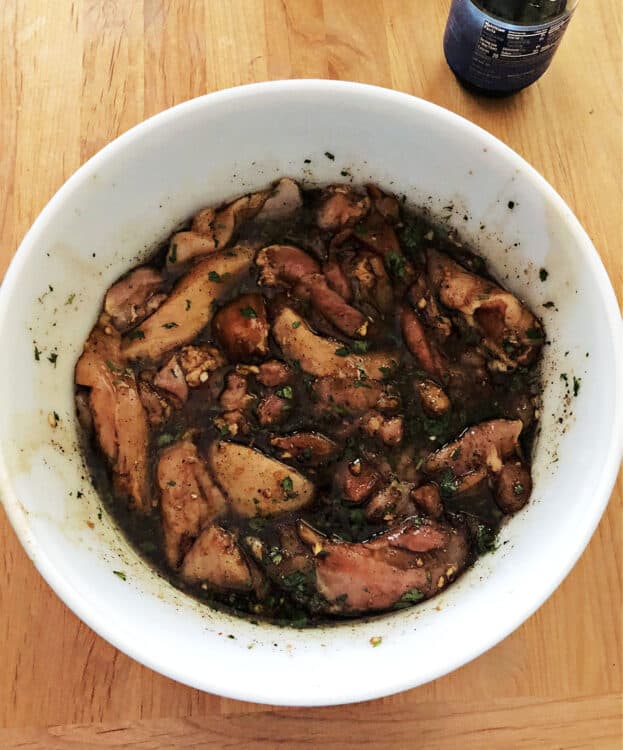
left=0, top=0, right=621, bottom=746
left=0, top=695, right=620, bottom=749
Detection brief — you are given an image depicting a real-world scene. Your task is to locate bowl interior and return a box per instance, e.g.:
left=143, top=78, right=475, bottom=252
left=0, top=81, right=621, bottom=706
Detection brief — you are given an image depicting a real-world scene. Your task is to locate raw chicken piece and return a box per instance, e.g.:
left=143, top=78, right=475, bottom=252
left=297, top=519, right=470, bottom=614
left=181, top=525, right=253, bottom=590
left=157, top=440, right=226, bottom=567
left=75, top=326, right=150, bottom=512
left=123, top=247, right=254, bottom=362
left=104, top=267, right=165, bottom=332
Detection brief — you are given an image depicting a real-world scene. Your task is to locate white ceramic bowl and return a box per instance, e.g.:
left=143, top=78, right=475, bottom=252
left=0, top=81, right=621, bottom=706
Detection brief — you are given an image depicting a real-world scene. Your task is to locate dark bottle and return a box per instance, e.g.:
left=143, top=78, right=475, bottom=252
left=443, top=0, right=579, bottom=96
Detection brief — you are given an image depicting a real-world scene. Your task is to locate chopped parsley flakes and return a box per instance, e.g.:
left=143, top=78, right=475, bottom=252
left=385, top=251, right=406, bottom=279
left=475, top=524, right=498, bottom=555
left=396, top=588, right=425, bottom=608
left=573, top=376, right=581, bottom=396
left=335, top=341, right=369, bottom=357
left=156, top=433, right=176, bottom=447
left=281, top=476, right=298, bottom=499
left=438, top=468, right=459, bottom=498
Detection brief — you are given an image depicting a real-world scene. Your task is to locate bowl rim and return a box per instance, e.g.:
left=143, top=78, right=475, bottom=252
left=1, top=79, right=622, bottom=705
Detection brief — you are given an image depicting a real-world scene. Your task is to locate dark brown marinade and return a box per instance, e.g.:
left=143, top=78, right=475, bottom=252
left=76, top=182, right=543, bottom=627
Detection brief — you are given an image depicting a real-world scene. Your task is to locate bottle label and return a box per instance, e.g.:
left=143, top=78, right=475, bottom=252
left=444, top=0, right=572, bottom=92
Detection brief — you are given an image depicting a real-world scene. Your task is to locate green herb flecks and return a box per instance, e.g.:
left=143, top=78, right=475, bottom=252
left=127, top=329, right=145, bottom=340
left=394, top=588, right=425, bottom=609
left=157, top=433, right=176, bottom=448
left=353, top=368, right=371, bottom=389
left=240, top=306, right=257, bottom=319
left=281, top=475, right=298, bottom=499
left=475, top=524, right=498, bottom=555
left=400, top=222, right=425, bottom=253
left=248, top=517, right=266, bottom=532
left=378, top=359, right=399, bottom=380
left=385, top=251, right=407, bottom=279
left=417, top=411, right=451, bottom=443
left=281, top=570, right=309, bottom=597
left=168, top=241, right=178, bottom=264
left=113, top=570, right=127, bottom=581
left=335, top=341, right=370, bottom=358
left=573, top=376, right=581, bottom=396
left=438, top=468, right=459, bottom=498
left=268, top=548, right=283, bottom=566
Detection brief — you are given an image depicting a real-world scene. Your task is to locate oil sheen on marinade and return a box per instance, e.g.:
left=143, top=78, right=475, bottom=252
left=75, top=179, right=544, bottom=626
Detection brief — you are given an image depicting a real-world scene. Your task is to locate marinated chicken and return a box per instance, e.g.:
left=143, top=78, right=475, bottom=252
left=76, top=179, right=543, bottom=626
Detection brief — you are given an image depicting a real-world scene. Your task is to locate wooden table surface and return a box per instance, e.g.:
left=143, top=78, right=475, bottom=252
left=1, top=1, right=621, bottom=748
